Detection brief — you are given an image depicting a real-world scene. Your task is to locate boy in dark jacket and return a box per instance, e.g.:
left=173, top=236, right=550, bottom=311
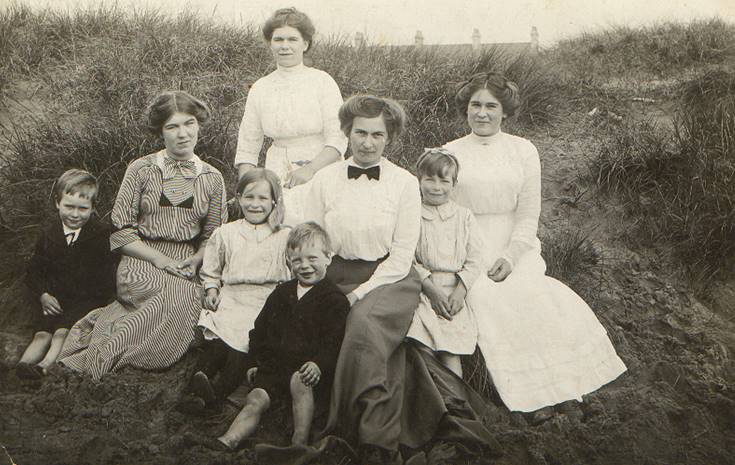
left=192, top=222, right=349, bottom=450
left=16, top=169, right=117, bottom=379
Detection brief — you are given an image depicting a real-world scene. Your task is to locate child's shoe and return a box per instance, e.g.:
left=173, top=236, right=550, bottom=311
left=189, top=371, right=217, bottom=406
left=15, top=362, right=43, bottom=380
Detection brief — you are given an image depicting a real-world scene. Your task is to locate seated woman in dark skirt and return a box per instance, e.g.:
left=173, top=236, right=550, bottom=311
left=303, top=95, right=501, bottom=464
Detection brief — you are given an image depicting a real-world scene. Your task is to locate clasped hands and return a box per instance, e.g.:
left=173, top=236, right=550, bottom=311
left=246, top=361, right=321, bottom=387
left=424, top=279, right=467, bottom=321
left=154, top=254, right=200, bottom=280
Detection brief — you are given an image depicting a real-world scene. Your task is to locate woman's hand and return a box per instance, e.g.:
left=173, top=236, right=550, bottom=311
left=246, top=367, right=258, bottom=385
left=40, top=293, right=63, bottom=316
left=487, top=258, right=512, bottom=282
left=153, top=256, right=190, bottom=279
left=346, top=292, right=359, bottom=307
left=204, top=288, right=221, bottom=311
left=299, top=361, right=321, bottom=387
left=447, top=282, right=467, bottom=316
left=423, top=279, right=452, bottom=320
left=178, top=254, right=203, bottom=279
left=284, top=165, right=316, bottom=189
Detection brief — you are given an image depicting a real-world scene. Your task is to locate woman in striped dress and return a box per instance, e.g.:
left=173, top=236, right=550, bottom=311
left=59, top=91, right=227, bottom=381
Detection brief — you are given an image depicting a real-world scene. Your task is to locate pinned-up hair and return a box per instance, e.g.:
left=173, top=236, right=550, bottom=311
left=287, top=221, right=333, bottom=256
left=53, top=168, right=99, bottom=205
left=338, top=95, right=407, bottom=144
left=416, top=147, right=460, bottom=184
left=236, top=168, right=285, bottom=230
left=145, top=91, right=211, bottom=135
left=454, top=72, right=521, bottom=119
left=262, top=7, right=315, bottom=50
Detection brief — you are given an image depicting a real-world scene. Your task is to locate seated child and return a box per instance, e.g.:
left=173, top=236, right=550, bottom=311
left=405, top=148, right=484, bottom=377
left=178, top=168, right=291, bottom=413
left=187, top=222, right=349, bottom=450
left=16, top=169, right=117, bottom=379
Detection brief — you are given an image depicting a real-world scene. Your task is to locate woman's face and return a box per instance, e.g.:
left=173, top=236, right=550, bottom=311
left=162, top=111, right=199, bottom=159
left=349, top=116, right=389, bottom=168
left=466, top=88, right=506, bottom=137
left=270, top=26, right=308, bottom=68
left=239, top=179, right=274, bottom=225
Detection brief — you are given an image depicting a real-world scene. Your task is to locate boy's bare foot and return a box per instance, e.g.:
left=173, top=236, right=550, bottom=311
left=15, top=362, right=43, bottom=380
left=189, top=371, right=216, bottom=406
left=183, top=431, right=232, bottom=451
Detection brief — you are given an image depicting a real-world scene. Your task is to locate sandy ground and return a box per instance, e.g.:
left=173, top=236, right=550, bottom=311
left=1, top=94, right=735, bottom=465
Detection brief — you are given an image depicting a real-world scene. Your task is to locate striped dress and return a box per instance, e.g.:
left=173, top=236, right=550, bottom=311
left=59, top=150, right=227, bottom=380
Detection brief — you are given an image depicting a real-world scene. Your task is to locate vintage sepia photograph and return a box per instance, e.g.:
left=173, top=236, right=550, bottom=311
left=0, top=0, right=733, bottom=464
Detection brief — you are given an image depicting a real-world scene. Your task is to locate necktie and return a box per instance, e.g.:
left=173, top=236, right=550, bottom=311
left=163, top=157, right=197, bottom=179
left=65, top=232, right=76, bottom=245
left=347, top=165, right=380, bottom=181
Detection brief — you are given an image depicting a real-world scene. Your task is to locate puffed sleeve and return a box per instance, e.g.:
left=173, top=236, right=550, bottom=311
left=199, top=226, right=226, bottom=290
left=302, top=169, right=327, bottom=227
left=413, top=259, right=432, bottom=282
left=457, top=210, right=485, bottom=291
left=198, top=172, right=228, bottom=250
left=109, top=159, right=145, bottom=250
left=502, top=142, right=541, bottom=268
left=319, top=74, right=348, bottom=156
left=352, top=175, right=421, bottom=299
left=234, top=83, right=264, bottom=168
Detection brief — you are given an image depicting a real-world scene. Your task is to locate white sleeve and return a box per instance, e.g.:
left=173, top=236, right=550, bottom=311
left=234, top=84, right=263, bottom=168
left=502, top=142, right=541, bottom=267
left=303, top=170, right=327, bottom=227
left=352, top=176, right=421, bottom=299
left=199, top=227, right=226, bottom=290
left=319, top=74, right=348, bottom=156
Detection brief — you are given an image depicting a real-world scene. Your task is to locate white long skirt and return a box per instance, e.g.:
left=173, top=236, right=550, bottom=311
left=467, top=212, right=627, bottom=412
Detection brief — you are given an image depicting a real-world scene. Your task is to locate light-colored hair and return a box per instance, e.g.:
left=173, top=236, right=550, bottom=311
left=236, top=168, right=285, bottom=230
left=454, top=72, right=521, bottom=119
left=262, top=7, right=315, bottom=51
left=287, top=221, right=332, bottom=256
left=416, top=147, right=460, bottom=184
left=338, top=95, right=407, bottom=144
left=53, top=169, right=98, bottom=205
left=145, top=91, right=211, bottom=135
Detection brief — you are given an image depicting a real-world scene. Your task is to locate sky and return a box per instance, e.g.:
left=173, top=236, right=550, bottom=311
left=10, top=0, right=735, bottom=46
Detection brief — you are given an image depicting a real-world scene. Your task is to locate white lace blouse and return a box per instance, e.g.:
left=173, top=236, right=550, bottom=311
left=444, top=131, right=541, bottom=267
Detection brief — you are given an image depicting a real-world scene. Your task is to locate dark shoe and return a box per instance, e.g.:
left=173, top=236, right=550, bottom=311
left=15, top=362, right=43, bottom=380
left=189, top=371, right=216, bottom=406
left=183, top=431, right=232, bottom=451
left=175, top=395, right=207, bottom=416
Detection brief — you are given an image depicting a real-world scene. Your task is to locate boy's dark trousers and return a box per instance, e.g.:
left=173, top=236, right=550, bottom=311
left=194, top=338, right=251, bottom=401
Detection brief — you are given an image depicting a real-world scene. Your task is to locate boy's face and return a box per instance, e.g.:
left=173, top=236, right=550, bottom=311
left=288, top=243, right=332, bottom=287
left=56, top=192, right=93, bottom=230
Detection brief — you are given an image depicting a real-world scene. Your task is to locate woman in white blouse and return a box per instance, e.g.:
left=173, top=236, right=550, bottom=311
left=446, top=72, right=627, bottom=419
left=234, top=7, right=347, bottom=225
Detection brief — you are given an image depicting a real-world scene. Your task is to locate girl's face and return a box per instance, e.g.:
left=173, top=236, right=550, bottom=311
left=239, top=179, right=274, bottom=225
left=349, top=116, right=388, bottom=168
left=420, top=173, right=454, bottom=207
left=162, top=111, right=199, bottom=159
left=467, top=88, right=505, bottom=137
left=270, top=26, right=308, bottom=68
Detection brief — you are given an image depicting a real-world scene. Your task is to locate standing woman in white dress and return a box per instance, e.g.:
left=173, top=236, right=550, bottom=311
left=445, top=72, right=627, bottom=416
left=234, top=7, right=348, bottom=225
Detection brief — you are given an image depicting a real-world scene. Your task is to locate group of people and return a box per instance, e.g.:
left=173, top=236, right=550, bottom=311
left=15, top=7, right=627, bottom=464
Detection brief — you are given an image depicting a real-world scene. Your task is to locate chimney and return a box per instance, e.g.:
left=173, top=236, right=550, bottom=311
left=471, top=28, right=481, bottom=52
left=415, top=30, right=424, bottom=47
left=354, top=31, right=365, bottom=48
left=530, top=26, right=539, bottom=54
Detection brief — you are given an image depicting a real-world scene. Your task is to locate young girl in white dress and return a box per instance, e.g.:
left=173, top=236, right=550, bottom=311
left=181, top=168, right=291, bottom=412
left=446, top=72, right=627, bottom=417
left=405, top=148, right=484, bottom=377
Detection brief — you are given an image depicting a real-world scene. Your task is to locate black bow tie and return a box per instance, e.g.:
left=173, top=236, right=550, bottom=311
left=347, top=165, right=380, bottom=181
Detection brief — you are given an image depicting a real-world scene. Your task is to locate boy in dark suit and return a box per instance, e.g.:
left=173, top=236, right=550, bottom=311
left=15, top=169, right=117, bottom=379
left=189, top=222, right=349, bottom=450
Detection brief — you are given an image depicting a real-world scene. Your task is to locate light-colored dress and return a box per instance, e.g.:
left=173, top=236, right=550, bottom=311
left=197, top=220, right=291, bottom=352
left=445, top=131, right=627, bottom=412
left=234, top=63, right=347, bottom=225
left=406, top=201, right=483, bottom=355
left=59, top=151, right=227, bottom=381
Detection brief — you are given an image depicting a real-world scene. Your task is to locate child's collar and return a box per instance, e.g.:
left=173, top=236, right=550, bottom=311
left=421, top=201, right=458, bottom=221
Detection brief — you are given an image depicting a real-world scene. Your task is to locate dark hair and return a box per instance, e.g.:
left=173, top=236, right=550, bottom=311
left=145, top=91, right=211, bottom=135
left=416, top=147, right=460, bottom=184
left=262, top=7, right=315, bottom=51
left=454, top=72, right=521, bottom=119
left=338, top=95, right=407, bottom=143
left=53, top=168, right=98, bottom=205
left=235, top=168, right=285, bottom=229
left=287, top=221, right=332, bottom=256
